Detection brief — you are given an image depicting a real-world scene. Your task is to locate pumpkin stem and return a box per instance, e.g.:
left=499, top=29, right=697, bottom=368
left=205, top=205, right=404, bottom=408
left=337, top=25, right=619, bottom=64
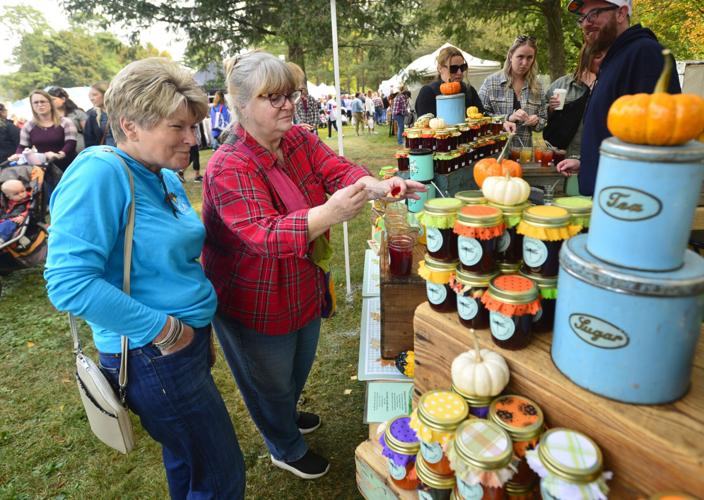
left=654, top=49, right=672, bottom=94
left=470, top=328, right=482, bottom=362
left=497, top=132, right=514, bottom=163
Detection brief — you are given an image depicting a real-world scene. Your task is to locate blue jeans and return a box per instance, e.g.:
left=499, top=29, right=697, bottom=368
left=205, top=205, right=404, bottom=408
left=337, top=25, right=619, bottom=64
left=212, top=314, right=321, bottom=462
left=99, top=328, right=245, bottom=500
left=394, top=114, right=405, bottom=145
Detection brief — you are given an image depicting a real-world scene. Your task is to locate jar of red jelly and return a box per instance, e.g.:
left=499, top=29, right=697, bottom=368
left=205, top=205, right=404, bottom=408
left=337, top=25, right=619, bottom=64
left=553, top=196, right=592, bottom=234
left=497, top=261, right=521, bottom=275
left=419, top=255, right=459, bottom=313
left=504, top=480, right=537, bottom=499
left=517, top=206, right=581, bottom=279
left=481, top=275, right=541, bottom=350
left=416, top=453, right=456, bottom=500
left=468, top=120, right=480, bottom=142
left=489, top=395, right=545, bottom=488
left=406, top=128, right=422, bottom=150
left=449, top=267, right=496, bottom=331
left=458, top=124, right=470, bottom=145
left=418, top=198, right=463, bottom=262
left=395, top=150, right=410, bottom=171
left=447, top=419, right=517, bottom=500
left=379, top=415, right=421, bottom=490
left=488, top=202, right=530, bottom=266
left=449, top=127, right=461, bottom=150
left=519, top=270, right=557, bottom=334
left=410, top=390, right=469, bottom=477
left=490, top=116, right=504, bottom=136
left=422, top=129, right=436, bottom=151
left=455, top=190, right=487, bottom=206
left=451, top=384, right=494, bottom=419
left=454, top=205, right=505, bottom=274
left=435, top=128, right=452, bottom=152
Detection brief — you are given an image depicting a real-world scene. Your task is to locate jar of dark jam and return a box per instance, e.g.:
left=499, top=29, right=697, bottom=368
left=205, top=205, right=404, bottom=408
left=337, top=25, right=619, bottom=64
left=416, top=454, right=455, bottom=500
left=497, top=261, right=521, bottom=275
left=455, top=190, right=487, bottom=206
left=487, top=202, right=530, bottom=266
left=504, top=480, right=537, bottom=500
left=448, top=127, right=461, bottom=150
left=481, top=275, right=540, bottom=350
left=517, top=206, right=581, bottom=279
left=519, top=270, right=557, bottom=334
left=468, top=120, right=480, bottom=142
left=553, top=196, right=592, bottom=234
left=435, top=128, right=452, bottom=152
left=406, top=128, right=422, bottom=150
left=454, top=205, right=504, bottom=274
left=491, top=116, right=504, bottom=136
left=395, top=150, right=410, bottom=171
left=489, top=395, right=544, bottom=488
left=450, top=267, right=496, bottom=330
left=422, top=129, right=436, bottom=151
left=458, top=124, right=470, bottom=145
left=420, top=198, right=463, bottom=262
left=419, top=255, right=459, bottom=313
left=451, top=384, right=494, bottom=419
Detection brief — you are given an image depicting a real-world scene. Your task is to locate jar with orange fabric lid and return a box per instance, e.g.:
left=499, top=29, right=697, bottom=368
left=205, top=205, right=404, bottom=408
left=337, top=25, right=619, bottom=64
left=449, top=267, right=497, bottom=330
left=410, top=390, right=469, bottom=476
left=487, top=201, right=531, bottom=266
left=489, top=395, right=545, bottom=488
left=419, top=255, right=459, bottom=313
left=454, top=205, right=505, bottom=274
left=516, top=206, right=581, bottom=279
left=481, top=275, right=541, bottom=350
left=379, top=415, right=421, bottom=490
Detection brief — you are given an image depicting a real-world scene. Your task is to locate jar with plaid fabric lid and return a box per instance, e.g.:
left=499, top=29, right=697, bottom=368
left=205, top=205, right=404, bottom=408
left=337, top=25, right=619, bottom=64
left=447, top=419, right=518, bottom=499
left=526, top=428, right=612, bottom=500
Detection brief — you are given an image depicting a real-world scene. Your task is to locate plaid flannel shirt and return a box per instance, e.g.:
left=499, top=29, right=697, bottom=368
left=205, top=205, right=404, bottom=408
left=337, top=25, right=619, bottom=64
left=294, top=95, right=321, bottom=128
left=202, top=124, right=370, bottom=335
left=479, top=71, right=547, bottom=147
left=392, top=93, right=408, bottom=117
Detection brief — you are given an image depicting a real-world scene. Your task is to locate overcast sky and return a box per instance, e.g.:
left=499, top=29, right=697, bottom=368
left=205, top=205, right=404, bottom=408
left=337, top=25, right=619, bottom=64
left=0, top=0, right=188, bottom=74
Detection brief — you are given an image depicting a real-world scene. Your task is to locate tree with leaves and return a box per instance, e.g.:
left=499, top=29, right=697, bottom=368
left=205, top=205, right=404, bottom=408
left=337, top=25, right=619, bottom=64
left=633, top=0, right=704, bottom=59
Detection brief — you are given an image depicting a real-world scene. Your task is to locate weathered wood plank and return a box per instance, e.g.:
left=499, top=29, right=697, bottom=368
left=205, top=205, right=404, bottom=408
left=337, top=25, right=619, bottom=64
left=355, top=439, right=417, bottom=500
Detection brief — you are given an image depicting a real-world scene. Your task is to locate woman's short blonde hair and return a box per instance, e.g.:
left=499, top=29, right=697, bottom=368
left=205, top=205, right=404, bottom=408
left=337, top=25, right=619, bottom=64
left=286, top=62, right=306, bottom=90
left=224, top=50, right=296, bottom=120
left=105, top=58, right=208, bottom=143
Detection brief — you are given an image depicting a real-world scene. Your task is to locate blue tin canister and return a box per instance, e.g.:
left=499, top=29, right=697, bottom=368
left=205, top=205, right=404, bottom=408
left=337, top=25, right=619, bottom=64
left=588, top=138, right=704, bottom=271
left=407, top=181, right=436, bottom=213
left=552, top=234, right=704, bottom=404
left=409, top=148, right=434, bottom=182
left=436, top=93, right=466, bottom=126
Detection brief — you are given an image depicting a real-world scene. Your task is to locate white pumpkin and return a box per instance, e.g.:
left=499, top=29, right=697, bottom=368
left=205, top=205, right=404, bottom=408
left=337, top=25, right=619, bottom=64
left=482, top=173, right=531, bottom=206
left=429, top=117, right=446, bottom=130
left=451, top=330, right=510, bottom=397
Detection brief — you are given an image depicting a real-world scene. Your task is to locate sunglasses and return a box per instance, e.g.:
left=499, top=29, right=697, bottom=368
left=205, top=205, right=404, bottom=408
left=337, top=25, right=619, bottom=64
left=259, top=91, right=302, bottom=108
left=447, top=63, right=468, bottom=74
left=576, top=5, right=618, bottom=24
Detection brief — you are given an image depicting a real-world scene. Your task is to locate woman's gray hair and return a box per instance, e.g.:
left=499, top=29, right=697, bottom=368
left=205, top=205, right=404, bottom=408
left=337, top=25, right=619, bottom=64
left=224, top=50, right=296, bottom=123
left=105, top=57, right=208, bottom=143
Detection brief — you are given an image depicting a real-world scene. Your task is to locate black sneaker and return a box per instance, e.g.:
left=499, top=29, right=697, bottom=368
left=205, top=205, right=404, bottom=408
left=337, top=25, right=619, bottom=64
left=194, top=175, right=203, bottom=182
left=297, top=412, right=321, bottom=435
left=270, top=450, right=330, bottom=479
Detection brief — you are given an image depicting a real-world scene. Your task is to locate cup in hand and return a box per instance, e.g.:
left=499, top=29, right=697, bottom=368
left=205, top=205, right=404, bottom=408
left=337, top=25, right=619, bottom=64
left=553, top=89, right=567, bottom=111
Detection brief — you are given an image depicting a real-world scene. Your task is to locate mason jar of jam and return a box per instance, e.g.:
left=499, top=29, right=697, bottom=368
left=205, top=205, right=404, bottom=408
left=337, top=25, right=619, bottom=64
left=450, top=267, right=496, bottom=330
left=553, top=196, right=592, bottom=234
left=419, top=255, right=459, bottom=313
left=519, top=270, right=557, bottom=334
left=490, top=116, right=505, bottom=136
left=517, top=206, right=581, bottom=279
left=454, top=205, right=504, bottom=274
left=489, top=395, right=545, bottom=488
left=410, top=390, right=469, bottom=477
left=468, top=120, right=480, bottom=142
left=419, top=198, right=463, bottom=262
left=416, top=454, right=456, bottom=500
left=406, top=128, right=423, bottom=150
left=435, top=128, right=452, bottom=152
left=422, top=129, right=436, bottom=151
left=451, top=384, right=494, bottom=419
left=458, top=124, right=470, bottom=145
left=504, top=480, right=537, bottom=500
left=487, top=202, right=531, bottom=266
left=497, top=261, right=521, bottom=275
left=481, top=275, right=540, bottom=350
left=379, top=415, right=421, bottom=490
left=455, top=190, right=487, bottom=206
left=395, top=150, right=410, bottom=171
left=448, top=127, right=461, bottom=150
left=446, top=419, right=515, bottom=500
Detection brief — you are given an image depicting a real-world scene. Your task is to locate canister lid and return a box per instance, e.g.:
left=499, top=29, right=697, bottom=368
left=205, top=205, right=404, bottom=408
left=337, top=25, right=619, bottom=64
left=424, top=197, right=463, bottom=216
left=436, top=93, right=465, bottom=101
left=423, top=254, right=459, bottom=272
left=455, top=190, right=486, bottom=205
left=410, top=148, right=432, bottom=156
left=454, top=267, right=497, bottom=288
left=560, top=234, right=704, bottom=297
left=457, top=205, right=503, bottom=227
left=487, top=275, right=539, bottom=304
left=454, top=419, right=513, bottom=471
left=522, top=205, right=570, bottom=227
left=489, top=394, right=544, bottom=440
left=488, top=201, right=531, bottom=217
left=384, top=415, right=420, bottom=455
left=519, top=268, right=557, bottom=290
left=537, top=428, right=603, bottom=483
left=417, top=390, right=469, bottom=430
left=600, top=137, right=704, bottom=164
left=553, top=196, right=593, bottom=215
left=415, top=453, right=456, bottom=489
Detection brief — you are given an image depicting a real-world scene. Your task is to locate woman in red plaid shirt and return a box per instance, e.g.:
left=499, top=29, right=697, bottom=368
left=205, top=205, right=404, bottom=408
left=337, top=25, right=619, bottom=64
left=201, top=50, right=425, bottom=480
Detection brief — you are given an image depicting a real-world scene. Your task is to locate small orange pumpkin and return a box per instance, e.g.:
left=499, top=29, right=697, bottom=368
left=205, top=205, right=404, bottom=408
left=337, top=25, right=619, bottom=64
left=473, top=133, right=522, bottom=188
left=607, top=49, right=704, bottom=146
left=440, top=81, right=461, bottom=95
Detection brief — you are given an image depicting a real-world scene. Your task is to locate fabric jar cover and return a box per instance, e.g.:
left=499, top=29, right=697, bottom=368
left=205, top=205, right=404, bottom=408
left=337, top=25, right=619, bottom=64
left=379, top=416, right=420, bottom=468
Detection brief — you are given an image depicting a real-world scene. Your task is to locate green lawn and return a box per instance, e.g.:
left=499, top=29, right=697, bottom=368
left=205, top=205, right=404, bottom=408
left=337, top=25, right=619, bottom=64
left=0, top=124, right=399, bottom=499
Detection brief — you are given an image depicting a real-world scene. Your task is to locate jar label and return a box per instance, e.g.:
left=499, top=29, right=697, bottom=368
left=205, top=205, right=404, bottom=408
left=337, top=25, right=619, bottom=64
left=598, top=186, right=662, bottom=222
left=533, top=307, right=543, bottom=323
left=490, top=311, right=516, bottom=340
left=426, top=227, right=443, bottom=253
left=420, top=441, right=444, bottom=464
left=523, top=236, right=548, bottom=267
left=387, top=460, right=407, bottom=480
left=569, top=313, right=630, bottom=349
left=458, top=295, right=479, bottom=320
left=457, top=478, right=484, bottom=500
left=458, top=236, right=483, bottom=266
left=418, top=490, right=434, bottom=500
left=426, top=282, right=447, bottom=305
left=497, top=230, right=511, bottom=253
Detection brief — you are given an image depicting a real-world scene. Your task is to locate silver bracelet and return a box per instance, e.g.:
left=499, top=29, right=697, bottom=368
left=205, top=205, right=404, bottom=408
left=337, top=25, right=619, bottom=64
left=154, top=317, right=183, bottom=350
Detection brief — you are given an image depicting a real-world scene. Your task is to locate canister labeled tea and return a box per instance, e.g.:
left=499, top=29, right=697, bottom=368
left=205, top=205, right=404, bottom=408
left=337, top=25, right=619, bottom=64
left=454, top=205, right=505, bottom=274
left=481, top=275, right=541, bottom=350
left=588, top=137, right=704, bottom=271
left=488, top=202, right=531, bottom=266
left=553, top=234, right=704, bottom=404
left=553, top=196, right=592, bottom=233
left=449, top=268, right=497, bottom=331
left=418, top=198, right=463, bottom=262
left=379, top=415, right=421, bottom=490
left=410, top=148, right=435, bottom=182
left=419, top=255, right=460, bottom=313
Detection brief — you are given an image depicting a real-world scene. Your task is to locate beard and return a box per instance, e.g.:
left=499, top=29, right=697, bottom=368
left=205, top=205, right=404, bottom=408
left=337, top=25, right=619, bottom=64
left=585, top=15, right=619, bottom=53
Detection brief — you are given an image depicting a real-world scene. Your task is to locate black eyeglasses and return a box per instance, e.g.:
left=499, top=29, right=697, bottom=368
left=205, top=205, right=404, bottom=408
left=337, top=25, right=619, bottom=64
left=447, top=63, right=468, bottom=74
left=259, top=91, right=302, bottom=108
left=577, top=5, right=618, bottom=24
left=516, top=34, right=536, bottom=43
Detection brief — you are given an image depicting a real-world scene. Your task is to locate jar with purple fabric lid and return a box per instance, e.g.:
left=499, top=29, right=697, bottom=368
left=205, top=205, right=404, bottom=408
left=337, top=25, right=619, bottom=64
left=379, top=415, right=421, bottom=490
left=451, top=384, right=494, bottom=419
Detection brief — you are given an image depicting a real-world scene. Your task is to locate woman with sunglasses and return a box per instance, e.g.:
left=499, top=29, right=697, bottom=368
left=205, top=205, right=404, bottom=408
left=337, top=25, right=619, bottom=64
left=415, top=46, right=484, bottom=118
left=479, top=35, right=547, bottom=148
left=201, top=50, right=425, bottom=480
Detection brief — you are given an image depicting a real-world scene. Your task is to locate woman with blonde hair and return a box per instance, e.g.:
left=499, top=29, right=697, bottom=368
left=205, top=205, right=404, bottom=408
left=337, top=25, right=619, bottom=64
left=479, top=35, right=547, bottom=148
left=84, top=81, right=114, bottom=147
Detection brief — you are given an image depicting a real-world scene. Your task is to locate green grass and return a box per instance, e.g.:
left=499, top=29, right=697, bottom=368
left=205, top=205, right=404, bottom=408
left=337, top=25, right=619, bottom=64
left=0, top=123, right=399, bottom=499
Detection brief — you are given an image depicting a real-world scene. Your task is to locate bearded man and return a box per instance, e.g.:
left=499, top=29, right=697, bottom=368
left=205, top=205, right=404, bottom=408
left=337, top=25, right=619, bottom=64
left=558, top=0, right=680, bottom=196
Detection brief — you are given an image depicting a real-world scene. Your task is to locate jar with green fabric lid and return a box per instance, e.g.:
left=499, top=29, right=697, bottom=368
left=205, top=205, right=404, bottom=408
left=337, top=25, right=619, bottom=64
left=449, top=267, right=497, bottom=330
left=519, top=270, right=557, bottom=334
left=410, top=390, right=469, bottom=476
left=553, top=196, right=592, bottom=233
left=417, top=198, right=463, bottom=262
left=455, top=190, right=487, bottom=206
left=416, top=453, right=456, bottom=500
left=488, top=201, right=530, bottom=266
left=434, top=152, right=454, bottom=174
left=517, top=206, right=581, bottom=279
left=481, top=275, right=541, bottom=350
left=419, top=255, right=460, bottom=313
left=526, top=428, right=611, bottom=500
